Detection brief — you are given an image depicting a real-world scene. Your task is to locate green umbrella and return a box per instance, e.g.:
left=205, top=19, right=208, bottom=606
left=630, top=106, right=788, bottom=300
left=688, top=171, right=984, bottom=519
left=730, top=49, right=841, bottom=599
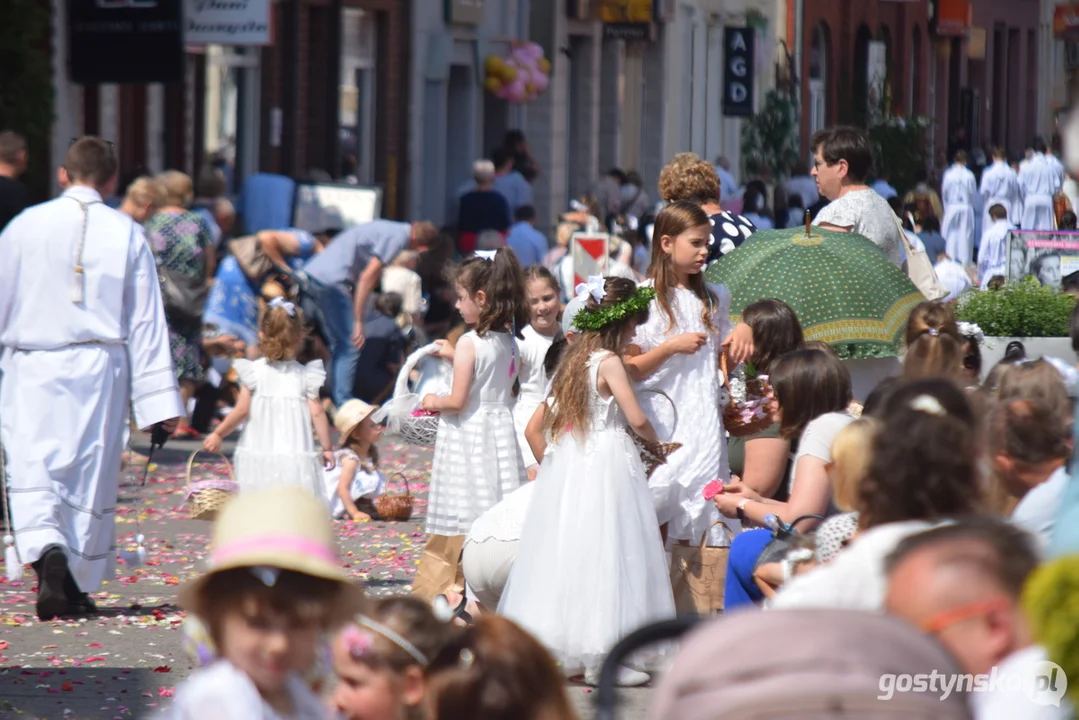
left=705, top=227, right=925, bottom=359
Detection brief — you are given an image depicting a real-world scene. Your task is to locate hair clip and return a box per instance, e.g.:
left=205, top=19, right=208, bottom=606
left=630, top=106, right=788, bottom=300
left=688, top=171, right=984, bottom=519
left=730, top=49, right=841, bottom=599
left=249, top=566, right=281, bottom=587
left=268, top=296, right=296, bottom=317
left=910, top=395, right=946, bottom=416
left=925, top=327, right=939, bottom=337
left=458, top=648, right=475, bottom=670
left=341, top=625, right=375, bottom=659
left=474, top=250, right=497, bottom=261
left=574, top=275, right=606, bottom=303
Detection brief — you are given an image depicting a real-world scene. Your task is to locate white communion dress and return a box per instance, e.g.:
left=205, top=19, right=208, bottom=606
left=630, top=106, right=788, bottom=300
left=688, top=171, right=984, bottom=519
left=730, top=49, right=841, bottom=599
left=631, top=281, right=736, bottom=543
left=426, top=331, right=525, bottom=536
left=232, top=358, right=327, bottom=499
left=498, top=350, right=674, bottom=677
left=322, top=448, right=387, bottom=519
left=512, top=324, right=555, bottom=467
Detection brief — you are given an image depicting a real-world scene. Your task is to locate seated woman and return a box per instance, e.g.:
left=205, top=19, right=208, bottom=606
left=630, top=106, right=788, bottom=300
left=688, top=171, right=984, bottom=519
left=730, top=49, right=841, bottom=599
left=715, top=348, right=856, bottom=610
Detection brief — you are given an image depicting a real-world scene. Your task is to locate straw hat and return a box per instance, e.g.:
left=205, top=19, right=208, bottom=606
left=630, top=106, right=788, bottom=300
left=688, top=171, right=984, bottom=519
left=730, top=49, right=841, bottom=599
left=178, top=486, right=364, bottom=620
left=335, top=398, right=379, bottom=440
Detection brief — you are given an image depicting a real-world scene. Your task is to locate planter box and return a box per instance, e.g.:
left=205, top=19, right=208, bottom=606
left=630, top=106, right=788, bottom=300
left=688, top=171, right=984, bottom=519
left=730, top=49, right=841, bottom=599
left=980, top=337, right=1077, bottom=379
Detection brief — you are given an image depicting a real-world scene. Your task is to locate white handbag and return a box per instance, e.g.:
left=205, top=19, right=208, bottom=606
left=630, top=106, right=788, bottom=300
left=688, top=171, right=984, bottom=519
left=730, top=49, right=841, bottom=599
left=895, top=214, right=948, bottom=301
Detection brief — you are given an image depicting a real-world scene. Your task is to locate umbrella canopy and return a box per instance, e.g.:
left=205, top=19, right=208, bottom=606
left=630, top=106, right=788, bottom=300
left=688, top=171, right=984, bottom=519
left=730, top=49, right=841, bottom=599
left=705, top=227, right=925, bottom=359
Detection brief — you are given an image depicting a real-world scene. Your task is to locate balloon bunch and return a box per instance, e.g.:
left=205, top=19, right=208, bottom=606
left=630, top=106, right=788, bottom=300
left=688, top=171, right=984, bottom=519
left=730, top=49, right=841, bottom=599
left=484, top=43, right=551, bottom=104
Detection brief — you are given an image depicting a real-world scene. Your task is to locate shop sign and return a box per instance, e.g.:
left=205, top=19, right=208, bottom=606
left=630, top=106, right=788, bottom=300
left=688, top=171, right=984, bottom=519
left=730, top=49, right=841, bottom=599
left=68, top=0, right=184, bottom=84
left=929, top=0, right=972, bottom=37
left=445, top=0, right=484, bottom=26
left=599, top=0, right=655, bottom=41
left=1055, top=4, right=1079, bottom=38
left=185, top=0, right=271, bottom=46
left=723, top=27, right=754, bottom=117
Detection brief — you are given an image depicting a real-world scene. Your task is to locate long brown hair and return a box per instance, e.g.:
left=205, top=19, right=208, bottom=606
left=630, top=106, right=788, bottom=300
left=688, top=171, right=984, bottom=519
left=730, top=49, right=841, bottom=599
left=545, top=278, right=647, bottom=442
left=742, top=298, right=804, bottom=374
left=648, top=200, right=717, bottom=332
left=453, top=248, right=528, bottom=337
left=902, top=302, right=964, bottom=381
left=424, top=615, right=578, bottom=720
left=770, top=349, right=852, bottom=439
left=260, top=302, right=305, bottom=361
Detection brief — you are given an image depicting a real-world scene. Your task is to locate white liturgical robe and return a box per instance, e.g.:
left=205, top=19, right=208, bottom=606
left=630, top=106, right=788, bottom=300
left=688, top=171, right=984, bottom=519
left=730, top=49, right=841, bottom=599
left=1018, top=154, right=1063, bottom=231
left=978, top=219, right=1015, bottom=289
left=979, top=160, right=1021, bottom=233
left=941, top=164, right=977, bottom=265
left=0, top=186, right=182, bottom=592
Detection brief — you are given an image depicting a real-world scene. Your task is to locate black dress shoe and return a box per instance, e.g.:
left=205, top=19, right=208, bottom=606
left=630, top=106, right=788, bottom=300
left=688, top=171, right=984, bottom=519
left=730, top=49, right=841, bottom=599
left=65, top=592, right=98, bottom=616
left=35, top=547, right=69, bottom=620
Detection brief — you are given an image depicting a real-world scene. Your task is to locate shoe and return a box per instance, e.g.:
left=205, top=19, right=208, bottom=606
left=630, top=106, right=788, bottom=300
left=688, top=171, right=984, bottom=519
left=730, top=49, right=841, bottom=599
left=583, top=665, right=651, bottom=688
left=63, top=570, right=98, bottom=616
left=35, top=547, right=70, bottom=620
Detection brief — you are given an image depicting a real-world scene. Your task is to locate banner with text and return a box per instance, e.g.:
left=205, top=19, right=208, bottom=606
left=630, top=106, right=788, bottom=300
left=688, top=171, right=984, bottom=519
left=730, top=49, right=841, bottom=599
left=1006, top=231, right=1079, bottom=290
left=185, top=0, right=271, bottom=46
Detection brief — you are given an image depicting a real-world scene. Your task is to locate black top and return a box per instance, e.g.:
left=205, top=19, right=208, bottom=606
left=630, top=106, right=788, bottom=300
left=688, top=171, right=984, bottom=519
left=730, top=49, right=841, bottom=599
left=352, top=311, right=405, bottom=403
left=707, top=211, right=757, bottom=264
left=0, top=176, right=31, bottom=232
left=458, top=190, right=510, bottom=234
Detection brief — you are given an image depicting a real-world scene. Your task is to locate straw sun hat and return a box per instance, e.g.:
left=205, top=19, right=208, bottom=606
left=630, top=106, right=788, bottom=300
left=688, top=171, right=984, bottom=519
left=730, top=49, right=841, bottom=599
left=334, top=398, right=379, bottom=441
left=178, top=486, right=364, bottom=620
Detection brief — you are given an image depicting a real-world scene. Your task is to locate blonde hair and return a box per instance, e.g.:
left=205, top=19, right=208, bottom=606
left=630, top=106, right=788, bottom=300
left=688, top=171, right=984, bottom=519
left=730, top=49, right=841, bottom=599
left=648, top=200, right=717, bottom=332
left=658, top=152, right=721, bottom=205
left=124, top=176, right=167, bottom=213
left=830, top=417, right=879, bottom=512
left=156, top=170, right=194, bottom=208
left=260, top=303, right=305, bottom=361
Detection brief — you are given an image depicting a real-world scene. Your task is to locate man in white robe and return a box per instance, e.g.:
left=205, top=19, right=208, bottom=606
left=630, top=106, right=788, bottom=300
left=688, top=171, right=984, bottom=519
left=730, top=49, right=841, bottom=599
left=980, top=147, right=1021, bottom=234
left=977, top=204, right=1015, bottom=289
left=940, top=150, right=978, bottom=265
left=1018, top=138, right=1064, bottom=230
left=0, top=137, right=182, bottom=620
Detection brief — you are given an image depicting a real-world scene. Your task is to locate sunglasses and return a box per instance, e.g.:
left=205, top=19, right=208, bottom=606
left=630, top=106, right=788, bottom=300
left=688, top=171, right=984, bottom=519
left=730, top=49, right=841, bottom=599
left=920, top=597, right=1011, bottom=635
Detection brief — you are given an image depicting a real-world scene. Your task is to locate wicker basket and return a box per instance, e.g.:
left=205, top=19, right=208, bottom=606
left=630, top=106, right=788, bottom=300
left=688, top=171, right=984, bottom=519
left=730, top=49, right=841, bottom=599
left=721, top=353, right=776, bottom=438
left=383, top=343, right=445, bottom=448
left=374, top=472, right=414, bottom=521
left=633, top=390, right=683, bottom=477
left=184, top=451, right=239, bottom=521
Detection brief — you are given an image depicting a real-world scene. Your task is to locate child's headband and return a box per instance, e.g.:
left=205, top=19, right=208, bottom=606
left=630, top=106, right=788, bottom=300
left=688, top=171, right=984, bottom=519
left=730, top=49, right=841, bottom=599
left=343, top=614, right=429, bottom=666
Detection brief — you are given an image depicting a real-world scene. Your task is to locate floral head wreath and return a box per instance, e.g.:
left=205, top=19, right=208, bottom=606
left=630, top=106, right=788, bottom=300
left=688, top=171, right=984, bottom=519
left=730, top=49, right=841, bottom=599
left=571, top=278, right=656, bottom=332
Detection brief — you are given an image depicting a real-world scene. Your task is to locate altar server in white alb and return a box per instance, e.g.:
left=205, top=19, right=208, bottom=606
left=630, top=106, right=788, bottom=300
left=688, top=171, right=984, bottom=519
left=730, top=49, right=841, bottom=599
left=980, top=147, right=1021, bottom=236
left=977, top=204, right=1015, bottom=289
left=940, top=150, right=978, bottom=266
left=1018, top=137, right=1064, bottom=231
left=0, top=137, right=182, bottom=620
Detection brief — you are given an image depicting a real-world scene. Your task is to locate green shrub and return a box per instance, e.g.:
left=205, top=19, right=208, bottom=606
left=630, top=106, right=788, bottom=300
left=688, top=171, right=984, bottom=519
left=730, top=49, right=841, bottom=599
left=955, top=278, right=1077, bottom=338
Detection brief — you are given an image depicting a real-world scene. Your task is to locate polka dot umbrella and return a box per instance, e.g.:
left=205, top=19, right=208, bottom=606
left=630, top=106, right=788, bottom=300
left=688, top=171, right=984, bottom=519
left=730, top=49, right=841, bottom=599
left=704, top=226, right=926, bottom=359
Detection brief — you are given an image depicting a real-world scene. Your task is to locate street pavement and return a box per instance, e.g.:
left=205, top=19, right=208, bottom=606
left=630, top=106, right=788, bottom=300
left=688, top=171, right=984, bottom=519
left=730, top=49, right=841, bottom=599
left=0, top=432, right=651, bottom=719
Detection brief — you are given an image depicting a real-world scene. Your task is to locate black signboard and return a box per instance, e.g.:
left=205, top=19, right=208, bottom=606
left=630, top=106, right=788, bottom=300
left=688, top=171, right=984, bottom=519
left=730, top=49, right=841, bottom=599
left=723, top=27, right=755, bottom=117
left=68, top=0, right=184, bottom=85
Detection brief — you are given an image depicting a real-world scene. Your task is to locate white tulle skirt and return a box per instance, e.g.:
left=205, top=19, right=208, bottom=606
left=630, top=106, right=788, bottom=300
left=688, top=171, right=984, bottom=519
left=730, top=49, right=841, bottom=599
left=497, top=427, right=675, bottom=676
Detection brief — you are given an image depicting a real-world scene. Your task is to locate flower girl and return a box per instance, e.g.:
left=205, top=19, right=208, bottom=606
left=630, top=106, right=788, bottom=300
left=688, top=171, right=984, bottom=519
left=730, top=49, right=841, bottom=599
left=499, top=276, right=675, bottom=687
left=411, top=248, right=529, bottom=600
left=204, top=298, right=335, bottom=497
left=323, top=399, right=386, bottom=522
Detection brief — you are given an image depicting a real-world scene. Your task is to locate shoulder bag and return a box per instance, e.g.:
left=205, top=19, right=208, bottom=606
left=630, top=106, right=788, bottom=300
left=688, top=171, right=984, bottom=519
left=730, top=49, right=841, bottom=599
left=159, top=264, right=209, bottom=324
left=894, top=213, right=948, bottom=301
left=227, top=233, right=274, bottom=281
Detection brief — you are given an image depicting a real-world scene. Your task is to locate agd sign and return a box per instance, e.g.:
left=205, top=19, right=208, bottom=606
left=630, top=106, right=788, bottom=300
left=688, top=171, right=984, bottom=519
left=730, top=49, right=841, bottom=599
left=723, top=26, right=755, bottom=117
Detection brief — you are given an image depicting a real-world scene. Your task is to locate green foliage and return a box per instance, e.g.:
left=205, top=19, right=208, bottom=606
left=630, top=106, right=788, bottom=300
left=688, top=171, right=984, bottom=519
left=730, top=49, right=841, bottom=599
left=1023, top=557, right=1079, bottom=709
left=572, top=287, right=656, bottom=332
left=867, top=114, right=931, bottom=197
left=740, top=90, right=800, bottom=183
left=0, top=0, right=54, bottom=197
left=955, top=278, right=1077, bottom=338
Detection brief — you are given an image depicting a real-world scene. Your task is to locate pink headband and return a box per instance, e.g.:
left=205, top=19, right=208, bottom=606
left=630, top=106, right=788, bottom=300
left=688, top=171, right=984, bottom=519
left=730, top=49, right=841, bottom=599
left=212, top=536, right=337, bottom=566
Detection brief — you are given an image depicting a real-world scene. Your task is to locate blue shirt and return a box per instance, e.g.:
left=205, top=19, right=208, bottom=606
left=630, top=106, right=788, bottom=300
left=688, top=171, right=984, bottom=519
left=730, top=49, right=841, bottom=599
left=506, top=222, right=548, bottom=268
left=458, top=190, right=510, bottom=234
left=918, top=230, right=947, bottom=261
left=493, top=171, right=533, bottom=215
left=237, top=173, right=296, bottom=234
left=304, top=220, right=410, bottom=287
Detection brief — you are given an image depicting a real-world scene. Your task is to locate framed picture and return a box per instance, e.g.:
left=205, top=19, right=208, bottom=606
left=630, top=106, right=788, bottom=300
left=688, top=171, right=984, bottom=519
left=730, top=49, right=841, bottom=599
left=291, top=182, right=383, bottom=233
left=1006, top=230, right=1079, bottom=291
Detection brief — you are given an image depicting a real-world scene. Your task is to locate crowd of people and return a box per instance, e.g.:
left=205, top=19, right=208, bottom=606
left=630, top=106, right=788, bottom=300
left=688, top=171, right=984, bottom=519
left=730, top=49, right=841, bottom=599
left=4, top=122, right=1079, bottom=720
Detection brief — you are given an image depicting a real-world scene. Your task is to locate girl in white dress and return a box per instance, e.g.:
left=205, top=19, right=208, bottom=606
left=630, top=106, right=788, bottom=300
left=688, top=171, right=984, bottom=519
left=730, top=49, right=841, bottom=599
left=513, top=266, right=561, bottom=473
left=499, top=277, right=675, bottom=687
left=323, top=399, right=386, bottom=522
left=626, top=200, right=754, bottom=544
left=414, top=248, right=528, bottom=600
left=204, top=298, right=335, bottom=498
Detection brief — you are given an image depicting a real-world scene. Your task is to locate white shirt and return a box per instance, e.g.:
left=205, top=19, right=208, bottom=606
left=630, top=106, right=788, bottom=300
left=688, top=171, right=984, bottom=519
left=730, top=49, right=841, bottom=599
left=173, top=660, right=328, bottom=720
left=978, top=219, right=1015, bottom=288
left=971, top=645, right=1074, bottom=720
left=934, top=257, right=973, bottom=302
left=942, top=164, right=978, bottom=208
left=0, top=186, right=181, bottom=428
left=1019, top=154, right=1064, bottom=200
left=1011, top=466, right=1069, bottom=556
left=381, top=265, right=423, bottom=315
left=980, top=161, right=1021, bottom=214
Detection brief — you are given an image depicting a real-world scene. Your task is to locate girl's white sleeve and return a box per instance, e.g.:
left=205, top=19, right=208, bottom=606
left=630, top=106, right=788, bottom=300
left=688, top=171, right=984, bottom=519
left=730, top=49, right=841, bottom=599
left=303, top=359, right=328, bottom=399
left=708, top=282, right=734, bottom=341
left=232, top=358, right=258, bottom=391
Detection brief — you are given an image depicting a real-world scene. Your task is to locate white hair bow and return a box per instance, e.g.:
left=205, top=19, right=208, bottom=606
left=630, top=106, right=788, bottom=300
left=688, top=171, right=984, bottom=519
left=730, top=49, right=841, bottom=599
left=268, top=296, right=296, bottom=317
left=575, top=275, right=607, bottom=303
left=474, top=250, right=497, bottom=261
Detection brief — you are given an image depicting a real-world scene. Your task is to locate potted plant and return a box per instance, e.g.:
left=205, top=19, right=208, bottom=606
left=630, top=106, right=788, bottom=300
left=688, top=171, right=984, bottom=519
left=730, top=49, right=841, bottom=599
left=955, top=278, right=1078, bottom=370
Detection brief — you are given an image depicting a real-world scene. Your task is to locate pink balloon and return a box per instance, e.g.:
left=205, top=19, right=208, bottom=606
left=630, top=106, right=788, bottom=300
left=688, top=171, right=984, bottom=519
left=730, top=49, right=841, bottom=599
left=527, top=43, right=544, bottom=60
left=506, top=77, right=527, bottom=103
left=532, top=72, right=549, bottom=93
